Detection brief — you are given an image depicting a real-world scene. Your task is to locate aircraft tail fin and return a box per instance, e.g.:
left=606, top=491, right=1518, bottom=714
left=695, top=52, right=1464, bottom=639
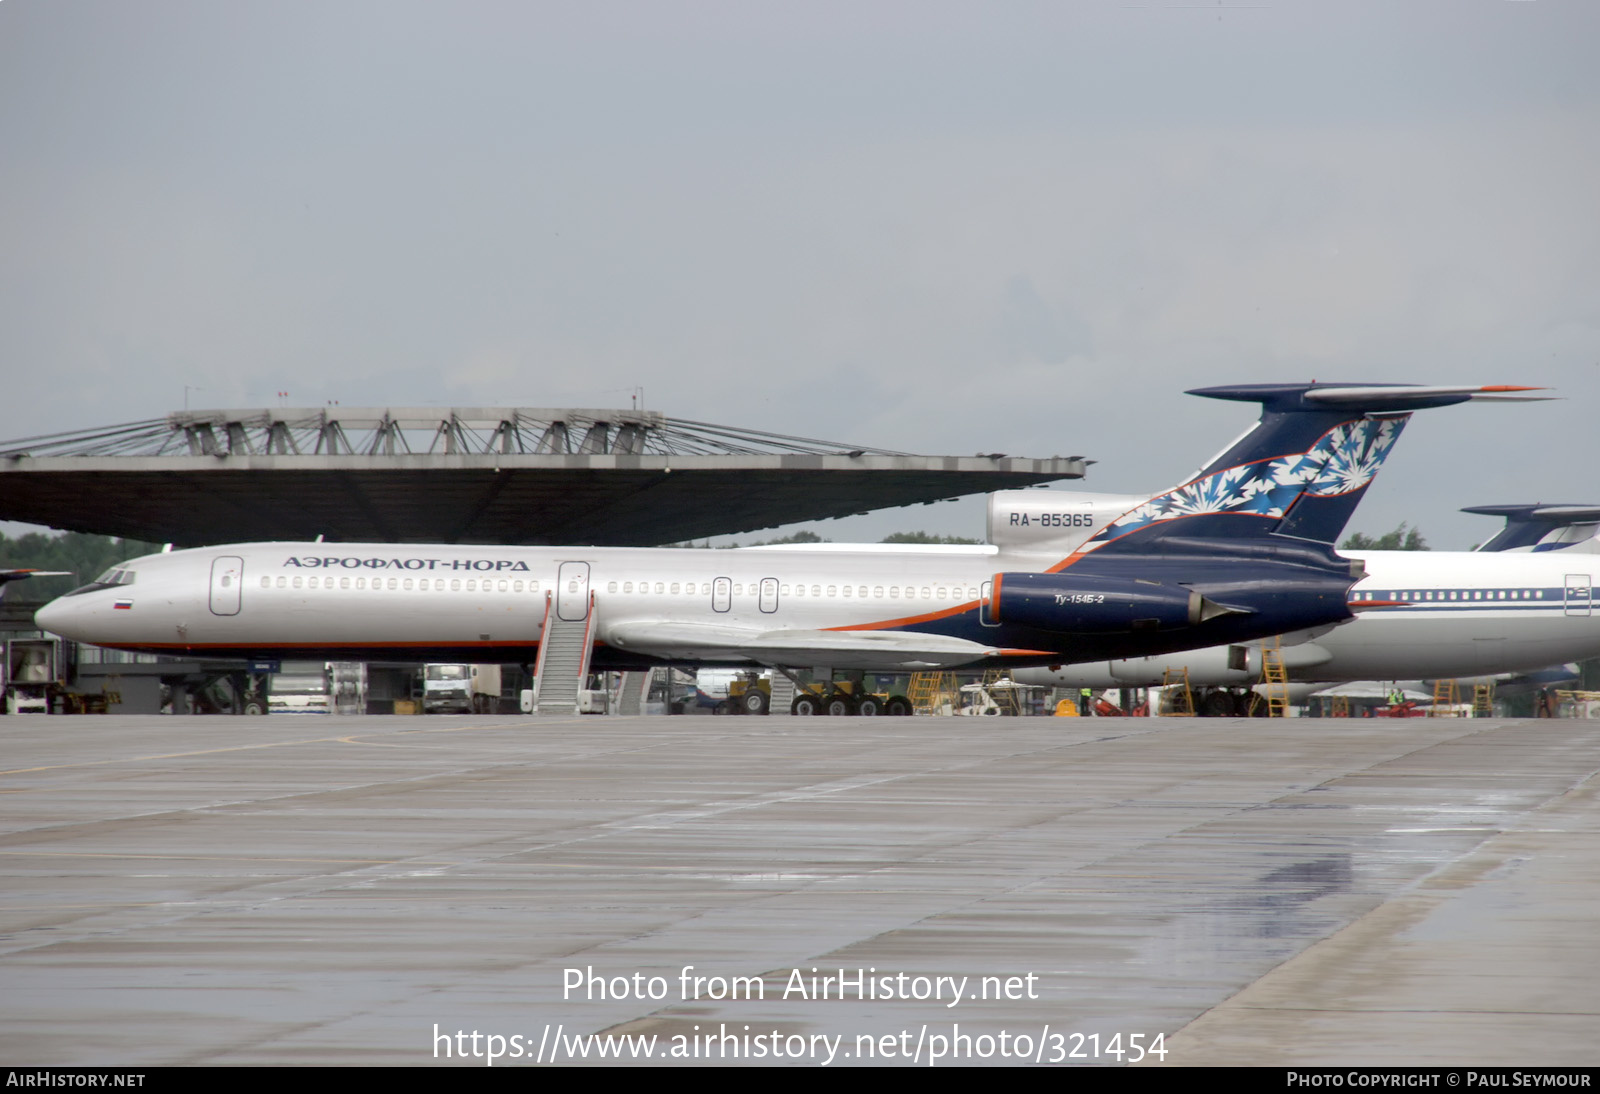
left=1463, top=503, right=1600, bottom=552
left=1085, top=383, right=1549, bottom=551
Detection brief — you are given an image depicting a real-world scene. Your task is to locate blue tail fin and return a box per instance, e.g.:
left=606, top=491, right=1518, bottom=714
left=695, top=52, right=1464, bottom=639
left=1084, top=383, right=1547, bottom=550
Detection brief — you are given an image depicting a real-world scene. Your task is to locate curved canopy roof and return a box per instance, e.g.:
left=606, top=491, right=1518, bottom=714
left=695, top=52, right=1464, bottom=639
left=0, top=408, right=1087, bottom=547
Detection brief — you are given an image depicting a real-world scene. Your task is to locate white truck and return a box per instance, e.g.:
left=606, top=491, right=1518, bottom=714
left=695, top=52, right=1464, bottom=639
left=267, top=661, right=333, bottom=715
left=4, top=638, right=58, bottom=714
left=423, top=664, right=502, bottom=714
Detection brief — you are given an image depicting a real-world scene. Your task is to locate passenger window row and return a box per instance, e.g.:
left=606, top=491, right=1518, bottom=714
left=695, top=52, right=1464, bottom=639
left=260, top=575, right=543, bottom=593
left=1352, top=588, right=1551, bottom=602
left=601, top=580, right=981, bottom=600
left=257, top=573, right=986, bottom=603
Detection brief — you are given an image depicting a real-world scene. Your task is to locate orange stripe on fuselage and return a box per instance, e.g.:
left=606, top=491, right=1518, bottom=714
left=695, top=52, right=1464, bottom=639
left=825, top=600, right=978, bottom=632
left=90, top=640, right=539, bottom=652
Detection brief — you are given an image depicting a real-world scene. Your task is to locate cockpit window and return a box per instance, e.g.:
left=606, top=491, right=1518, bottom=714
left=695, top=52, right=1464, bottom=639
left=64, top=568, right=137, bottom=597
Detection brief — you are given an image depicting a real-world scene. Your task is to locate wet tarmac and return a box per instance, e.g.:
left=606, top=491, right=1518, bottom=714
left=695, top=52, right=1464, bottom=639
left=1, top=713, right=1596, bottom=1066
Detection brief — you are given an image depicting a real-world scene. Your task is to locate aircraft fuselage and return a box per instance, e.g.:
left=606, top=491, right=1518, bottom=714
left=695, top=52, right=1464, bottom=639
left=35, top=536, right=1357, bottom=671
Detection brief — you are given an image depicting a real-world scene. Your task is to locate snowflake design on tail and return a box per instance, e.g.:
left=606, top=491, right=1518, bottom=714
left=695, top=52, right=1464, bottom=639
left=1088, top=416, right=1409, bottom=544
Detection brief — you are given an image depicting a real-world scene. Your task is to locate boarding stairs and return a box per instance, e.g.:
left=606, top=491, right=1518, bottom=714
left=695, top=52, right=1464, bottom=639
left=531, top=591, right=596, bottom=715
left=613, top=671, right=649, bottom=716
left=767, top=671, right=796, bottom=716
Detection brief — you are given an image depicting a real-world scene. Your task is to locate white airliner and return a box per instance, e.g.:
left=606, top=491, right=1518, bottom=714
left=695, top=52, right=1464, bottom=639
left=34, top=383, right=1551, bottom=713
left=1011, top=529, right=1599, bottom=704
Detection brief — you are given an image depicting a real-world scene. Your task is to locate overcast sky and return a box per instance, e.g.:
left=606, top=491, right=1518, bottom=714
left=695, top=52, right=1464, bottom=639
left=2, top=1, right=1595, bottom=548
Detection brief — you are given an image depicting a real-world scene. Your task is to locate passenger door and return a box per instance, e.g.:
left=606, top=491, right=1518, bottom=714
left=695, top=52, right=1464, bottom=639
left=1566, top=574, right=1593, bottom=617
left=209, top=556, right=244, bottom=616
left=557, top=562, right=591, bottom=621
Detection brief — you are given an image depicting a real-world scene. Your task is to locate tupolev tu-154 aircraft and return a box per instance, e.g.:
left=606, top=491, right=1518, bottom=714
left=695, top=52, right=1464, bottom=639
left=35, top=383, right=1545, bottom=713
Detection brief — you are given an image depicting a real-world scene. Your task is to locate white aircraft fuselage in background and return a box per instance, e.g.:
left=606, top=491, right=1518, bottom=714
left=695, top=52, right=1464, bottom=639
left=1014, top=545, right=1599, bottom=690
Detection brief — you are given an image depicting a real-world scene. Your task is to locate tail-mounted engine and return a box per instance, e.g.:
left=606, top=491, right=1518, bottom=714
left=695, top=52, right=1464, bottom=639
left=988, top=572, right=1244, bottom=634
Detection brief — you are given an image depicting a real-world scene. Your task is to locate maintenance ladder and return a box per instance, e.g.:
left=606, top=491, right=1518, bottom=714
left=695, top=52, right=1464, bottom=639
left=1259, top=638, right=1290, bottom=718
left=1430, top=679, right=1461, bottom=717
left=908, top=672, right=957, bottom=716
left=1161, top=668, right=1194, bottom=716
left=981, top=669, right=1023, bottom=715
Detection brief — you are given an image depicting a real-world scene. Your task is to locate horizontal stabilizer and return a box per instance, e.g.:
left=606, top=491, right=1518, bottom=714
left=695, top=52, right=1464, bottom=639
left=1302, top=384, right=1552, bottom=405
left=1464, top=504, right=1600, bottom=523
left=0, top=569, right=73, bottom=600
left=0, top=569, right=73, bottom=585
left=1190, top=383, right=1551, bottom=413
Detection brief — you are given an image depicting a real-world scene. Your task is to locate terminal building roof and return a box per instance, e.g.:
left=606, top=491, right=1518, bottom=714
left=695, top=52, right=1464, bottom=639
left=0, top=407, right=1087, bottom=547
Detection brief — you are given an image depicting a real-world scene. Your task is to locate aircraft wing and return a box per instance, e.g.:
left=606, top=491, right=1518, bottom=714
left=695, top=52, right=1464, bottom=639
left=601, top=620, right=1003, bottom=669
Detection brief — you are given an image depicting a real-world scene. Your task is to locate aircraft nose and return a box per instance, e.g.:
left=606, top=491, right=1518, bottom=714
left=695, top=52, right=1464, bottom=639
left=34, top=597, right=78, bottom=638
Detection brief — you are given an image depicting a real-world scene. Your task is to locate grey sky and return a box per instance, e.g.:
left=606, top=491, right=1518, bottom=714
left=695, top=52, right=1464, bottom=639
left=2, top=1, right=1595, bottom=548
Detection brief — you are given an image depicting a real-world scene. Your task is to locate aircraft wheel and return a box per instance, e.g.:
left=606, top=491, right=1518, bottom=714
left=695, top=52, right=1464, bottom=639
left=792, top=694, right=823, bottom=717
left=857, top=696, right=881, bottom=717
left=243, top=699, right=266, bottom=716
left=740, top=689, right=770, bottom=716
left=825, top=696, right=856, bottom=717
left=1199, top=690, right=1234, bottom=718
left=884, top=696, right=912, bottom=717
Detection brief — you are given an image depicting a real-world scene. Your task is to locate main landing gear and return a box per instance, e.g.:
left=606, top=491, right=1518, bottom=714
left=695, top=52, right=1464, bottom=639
left=791, top=687, right=912, bottom=717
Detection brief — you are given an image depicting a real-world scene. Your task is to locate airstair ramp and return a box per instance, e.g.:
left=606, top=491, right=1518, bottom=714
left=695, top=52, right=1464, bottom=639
left=768, top=672, right=796, bottom=716
left=531, top=592, right=595, bottom=716
left=614, top=671, right=649, bottom=716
